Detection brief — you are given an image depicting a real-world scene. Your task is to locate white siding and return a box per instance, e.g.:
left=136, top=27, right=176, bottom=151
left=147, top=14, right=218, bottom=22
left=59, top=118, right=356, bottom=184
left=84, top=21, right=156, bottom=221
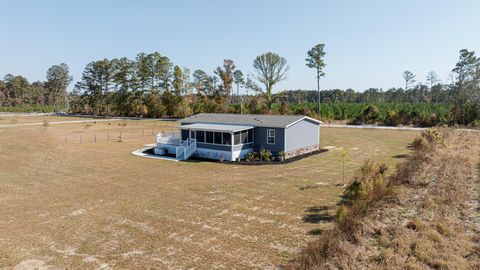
left=284, top=119, right=320, bottom=152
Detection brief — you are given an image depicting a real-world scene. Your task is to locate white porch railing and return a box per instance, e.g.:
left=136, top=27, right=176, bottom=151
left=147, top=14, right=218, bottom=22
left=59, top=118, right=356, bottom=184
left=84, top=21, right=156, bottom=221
left=156, top=132, right=181, bottom=145
left=175, top=139, right=189, bottom=159
left=176, top=138, right=197, bottom=160
left=184, top=139, right=197, bottom=159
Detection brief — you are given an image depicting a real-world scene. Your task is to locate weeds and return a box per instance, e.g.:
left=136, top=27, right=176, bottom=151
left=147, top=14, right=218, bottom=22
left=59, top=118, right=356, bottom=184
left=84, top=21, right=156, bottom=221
left=288, top=128, right=480, bottom=269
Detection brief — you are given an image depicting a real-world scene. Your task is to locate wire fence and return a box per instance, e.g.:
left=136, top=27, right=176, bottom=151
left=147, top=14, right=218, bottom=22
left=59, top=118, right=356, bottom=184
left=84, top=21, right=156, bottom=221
left=60, top=125, right=180, bottom=146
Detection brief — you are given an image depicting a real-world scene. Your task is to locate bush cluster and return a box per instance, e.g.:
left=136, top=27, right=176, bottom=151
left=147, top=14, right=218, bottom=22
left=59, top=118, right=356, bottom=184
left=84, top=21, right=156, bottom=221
left=244, top=148, right=273, bottom=162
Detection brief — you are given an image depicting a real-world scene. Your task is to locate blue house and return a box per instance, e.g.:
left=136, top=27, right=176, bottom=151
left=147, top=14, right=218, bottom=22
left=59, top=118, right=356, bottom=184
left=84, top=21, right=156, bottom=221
left=154, top=113, right=322, bottom=161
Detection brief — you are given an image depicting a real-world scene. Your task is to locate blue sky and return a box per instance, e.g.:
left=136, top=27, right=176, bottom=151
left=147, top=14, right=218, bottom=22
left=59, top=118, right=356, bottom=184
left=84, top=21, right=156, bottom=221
left=1, top=0, right=479, bottom=93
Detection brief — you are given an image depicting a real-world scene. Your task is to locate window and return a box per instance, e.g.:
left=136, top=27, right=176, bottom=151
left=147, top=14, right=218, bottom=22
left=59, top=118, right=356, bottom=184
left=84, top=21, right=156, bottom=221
left=190, top=130, right=196, bottom=139
left=222, top=133, right=231, bottom=145
left=267, top=129, right=275, bottom=144
left=214, top=132, right=222, bottom=144
left=248, top=129, right=253, bottom=143
left=196, top=131, right=205, bottom=143
left=206, top=131, right=214, bottom=143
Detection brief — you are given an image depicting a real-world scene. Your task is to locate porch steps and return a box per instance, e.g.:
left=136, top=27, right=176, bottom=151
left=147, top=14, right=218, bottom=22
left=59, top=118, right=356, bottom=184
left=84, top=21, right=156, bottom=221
left=175, top=138, right=197, bottom=160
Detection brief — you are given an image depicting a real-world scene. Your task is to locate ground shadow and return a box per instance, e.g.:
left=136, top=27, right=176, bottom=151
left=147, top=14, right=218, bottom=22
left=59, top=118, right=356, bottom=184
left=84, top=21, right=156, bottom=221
left=392, top=153, right=409, bottom=159
left=406, top=142, right=416, bottom=150
left=302, top=206, right=335, bottom=224
left=307, top=228, right=325, bottom=235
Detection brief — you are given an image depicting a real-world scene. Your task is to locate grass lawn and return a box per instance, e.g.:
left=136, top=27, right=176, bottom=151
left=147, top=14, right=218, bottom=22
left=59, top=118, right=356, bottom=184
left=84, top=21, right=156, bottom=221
left=0, top=115, right=93, bottom=125
left=0, top=116, right=419, bottom=269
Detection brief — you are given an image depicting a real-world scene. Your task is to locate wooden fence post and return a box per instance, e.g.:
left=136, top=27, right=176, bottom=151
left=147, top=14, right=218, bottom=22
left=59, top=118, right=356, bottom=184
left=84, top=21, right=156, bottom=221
left=80, top=135, right=82, bottom=144
left=94, top=134, right=96, bottom=143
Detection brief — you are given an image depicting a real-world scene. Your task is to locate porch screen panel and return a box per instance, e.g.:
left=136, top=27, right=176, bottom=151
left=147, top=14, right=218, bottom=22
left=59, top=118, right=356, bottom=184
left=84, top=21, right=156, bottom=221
left=234, top=132, right=241, bottom=145
left=214, top=132, right=222, bottom=144
left=241, top=130, right=248, bottom=144
left=222, top=133, right=231, bottom=145
left=196, top=131, right=205, bottom=142
left=206, top=131, right=214, bottom=143
left=247, top=129, right=253, bottom=143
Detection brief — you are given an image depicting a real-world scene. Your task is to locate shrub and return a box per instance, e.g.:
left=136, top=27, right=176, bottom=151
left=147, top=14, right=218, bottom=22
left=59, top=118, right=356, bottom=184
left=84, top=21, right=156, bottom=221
left=384, top=111, right=401, bottom=126
left=337, top=160, right=389, bottom=241
left=245, top=151, right=257, bottom=162
left=42, top=119, right=49, bottom=127
left=342, top=160, right=388, bottom=205
left=362, top=104, right=380, bottom=124
left=335, top=205, right=347, bottom=222
left=259, top=148, right=272, bottom=161
left=469, top=119, right=480, bottom=128
left=412, top=128, right=444, bottom=151
left=412, top=136, right=428, bottom=151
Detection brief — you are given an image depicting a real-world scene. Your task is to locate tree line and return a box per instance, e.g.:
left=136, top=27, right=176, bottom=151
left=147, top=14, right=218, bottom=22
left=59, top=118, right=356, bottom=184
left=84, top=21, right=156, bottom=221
left=67, top=51, right=294, bottom=118
left=1, top=47, right=479, bottom=127
left=0, top=63, right=72, bottom=111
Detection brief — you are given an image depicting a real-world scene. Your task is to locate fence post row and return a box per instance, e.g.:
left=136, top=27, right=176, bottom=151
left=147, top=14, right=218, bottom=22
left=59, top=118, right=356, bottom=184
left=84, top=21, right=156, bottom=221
left=61, top=126, right=173, bottom=145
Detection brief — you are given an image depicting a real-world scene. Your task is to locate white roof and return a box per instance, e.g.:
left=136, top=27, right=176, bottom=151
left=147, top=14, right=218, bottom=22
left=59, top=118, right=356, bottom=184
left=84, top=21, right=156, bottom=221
left=179, top=123, right=254, bottom=133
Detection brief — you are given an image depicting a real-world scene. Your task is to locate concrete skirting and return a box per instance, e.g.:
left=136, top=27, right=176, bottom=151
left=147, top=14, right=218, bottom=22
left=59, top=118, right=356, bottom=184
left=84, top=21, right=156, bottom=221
left=285, top=144, right=320, bottom=159
left=131, top=148, right=179, bottom=162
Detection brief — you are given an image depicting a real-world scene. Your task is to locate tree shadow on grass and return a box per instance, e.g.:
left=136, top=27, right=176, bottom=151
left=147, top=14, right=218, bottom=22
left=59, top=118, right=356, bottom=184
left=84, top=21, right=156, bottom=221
left=406, top=142, right=416, bottom=150
left=307, top=228, right=325, bottom=235
left=302, top=206, right=335, bottom=224
left=392, top=153, right=409, bottom=159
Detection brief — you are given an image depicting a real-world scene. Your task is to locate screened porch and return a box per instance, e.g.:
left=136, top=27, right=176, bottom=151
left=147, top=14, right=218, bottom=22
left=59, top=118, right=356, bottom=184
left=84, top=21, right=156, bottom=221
left=179, top=123, right=254, bottom=149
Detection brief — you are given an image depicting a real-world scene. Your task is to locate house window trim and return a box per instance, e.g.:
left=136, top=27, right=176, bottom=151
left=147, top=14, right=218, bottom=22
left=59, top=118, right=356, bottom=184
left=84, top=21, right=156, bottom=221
left=267, top=129, right=275, bottom=145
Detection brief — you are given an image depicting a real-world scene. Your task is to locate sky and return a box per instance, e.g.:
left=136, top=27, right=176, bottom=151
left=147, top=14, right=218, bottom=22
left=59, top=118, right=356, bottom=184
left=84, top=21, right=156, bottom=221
left=1, top=0, right=479, bottom=93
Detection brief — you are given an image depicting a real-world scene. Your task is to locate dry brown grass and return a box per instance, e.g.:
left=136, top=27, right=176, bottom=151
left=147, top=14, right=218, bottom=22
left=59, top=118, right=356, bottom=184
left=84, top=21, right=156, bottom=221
left=0, top=117, right=419, bottom=269
left=288, top=128, right=480, bottom=270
